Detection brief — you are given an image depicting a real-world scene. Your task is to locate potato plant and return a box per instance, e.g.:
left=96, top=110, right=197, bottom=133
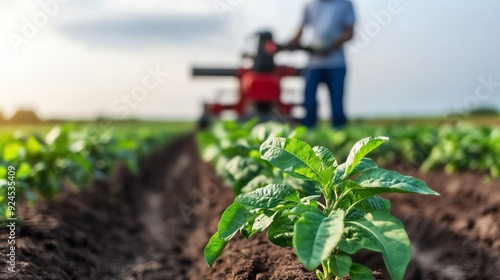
left=197, top=120, right=316, bottom=195
left=0, top=124, right=182, bottom=224
left=205, top=136, right=439, bottom=280
left=421, top=124, right=500, bottom=179
left=305, top=124, right=500, bottom=180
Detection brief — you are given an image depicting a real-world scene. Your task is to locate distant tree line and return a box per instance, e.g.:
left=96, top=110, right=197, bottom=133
left=0, top=109, right=41, bottom=124
left=0, top=106, right=497, bottom=125
left=469, top=107, right=498, bottom=116
left=0, top=109, right=149, bottom=125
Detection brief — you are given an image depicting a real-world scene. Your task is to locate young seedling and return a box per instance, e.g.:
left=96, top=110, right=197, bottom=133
left=204, top=136, right=439, bottom=280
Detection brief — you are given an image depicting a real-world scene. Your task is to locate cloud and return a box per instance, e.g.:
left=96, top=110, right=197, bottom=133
left=57, top=13, right=230, bottom=48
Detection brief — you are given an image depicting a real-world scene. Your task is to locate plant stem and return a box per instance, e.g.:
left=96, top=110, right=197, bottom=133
left=322, top=259, right=336, bottom=280
left=345, top=196, right=371, bottom=216
left=317, top=201, right=327, bottom=210
left=332, top=185, right=364, bottom=210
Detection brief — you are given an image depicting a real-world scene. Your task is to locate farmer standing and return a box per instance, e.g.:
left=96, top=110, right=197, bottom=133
left=288, top=0, right=356, bottom=128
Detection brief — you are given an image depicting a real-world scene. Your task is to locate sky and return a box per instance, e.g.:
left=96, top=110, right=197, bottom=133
left=1, top=0, right=500, bottom=120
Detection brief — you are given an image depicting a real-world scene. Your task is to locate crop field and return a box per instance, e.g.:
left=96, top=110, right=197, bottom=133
left=0, top=120, right=499, bottom=279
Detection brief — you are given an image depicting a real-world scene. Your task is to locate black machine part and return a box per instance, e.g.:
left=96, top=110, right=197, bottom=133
left=192, top=31, right=315, bottom=78
left=192, top=68, right=238, bottom=77
left=192, top=31, right=276, bottom=77
left=252, top=31, right=276, bottom=73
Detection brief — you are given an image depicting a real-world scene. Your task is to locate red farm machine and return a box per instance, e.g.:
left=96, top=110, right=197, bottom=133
left=192, top=31, right=308, bottom=127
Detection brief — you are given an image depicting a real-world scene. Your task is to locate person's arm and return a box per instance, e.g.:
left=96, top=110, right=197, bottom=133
left=288, top=25, right=304, bottom=45
left=313, top=25, right=353, bottom=56
left=331, top=2, right=356, bottom=49
left=289, top=26, right=304, bottom=46
left=331, top=25, right=354, bottom=48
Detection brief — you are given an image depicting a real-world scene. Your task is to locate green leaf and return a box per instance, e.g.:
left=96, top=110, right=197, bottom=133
left=289, top=126, right=307, bottom=139
left=226, top=156, right=261, bottom=182
left=204, top=232, right=228, bottom=267
left=352, top=158, right=378, bottom=173
left=355, top=168, right=440, bottom=196
left=0, top=166, right=6, bottom=178
left=16, top=162, right=32, bottom=179
left=23, top=185, right=37, bottom=206
left=268, top=214, right=297, bottom=247
left=284, top=203, right=322, bottom=217
left=293, top=210, right=345, bottom=271
left=313, top=146, right=337, bottom=168
left=252, top=211, right=277, bottom=232
left=45, top=125, right=72, bottom=151
left=241, top=175, right=273, bottom=193
left=240, top=217, right=258, bottom=239
left=251, top=122, right=286, bottom=143
left=336, top=158, right=378, bottom=182
left=355, top=196, right=391, bottom=214
left=3, top=142, right=25, bottom=161
left=238, top=184, right=300, bottom=209
left=327, top=253, right=352, bottom=277
left=226, top=156, right=264, bottom=195
left=45, top=126, right=62, bottom=145
left=349, top=263, right=373, bottom=280
left=26, top=136, right=44, bottom=154
left=339, top=212, right=411, bottom=280
left=250, top=122, right=303, bottom=141
left=315, top=270, right=325, bottom=280
left=343, top=137, right=389, bottom=179
left=313, top=146, right=337, bottom=184
left=283, top=177, right=319, bottom=196
left=197, top=132, right=220, bottom=162
left=301, top=195, right=321, bottom=203
left=69, top=154, right=92, bottom=172
left=217, top=200, right=254, bottom=240
left=243, top=118, right=259, bottom=130
left=260, top=138, right=324, bottom=183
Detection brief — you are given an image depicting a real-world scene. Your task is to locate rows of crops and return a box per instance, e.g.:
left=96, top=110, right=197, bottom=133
left=197, top=120, right=498, bottom=279
left=0, top=123, right=189, bottom=223
left=199, top=121, right=500, bottom=187
left=1, top=119, right=498, bottom=279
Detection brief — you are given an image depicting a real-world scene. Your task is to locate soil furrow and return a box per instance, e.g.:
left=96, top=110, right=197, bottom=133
left=1, top=136, right=499, bottom=280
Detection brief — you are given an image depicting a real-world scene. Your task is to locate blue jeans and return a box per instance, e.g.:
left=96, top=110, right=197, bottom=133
left=302, top=68, right=347, bottom=128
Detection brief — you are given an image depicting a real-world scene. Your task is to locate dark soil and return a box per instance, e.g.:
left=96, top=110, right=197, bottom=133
left=351, top=164, right=500, bottom=280
left=383, top=165, right=500, bottom=280
left=1, top=136, right=499, bottom=279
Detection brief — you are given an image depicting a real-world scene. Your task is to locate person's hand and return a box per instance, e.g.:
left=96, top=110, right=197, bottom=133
left=283, top=41, right=301, bottom=51
left=264, top=41, right=279, bottom=55
left=312, top=42, right=341, bottom=56
left=312, top=42, right=331, bottom=56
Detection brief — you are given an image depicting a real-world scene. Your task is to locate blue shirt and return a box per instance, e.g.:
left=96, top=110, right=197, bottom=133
left=303, top=0, right=356, bottom=69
